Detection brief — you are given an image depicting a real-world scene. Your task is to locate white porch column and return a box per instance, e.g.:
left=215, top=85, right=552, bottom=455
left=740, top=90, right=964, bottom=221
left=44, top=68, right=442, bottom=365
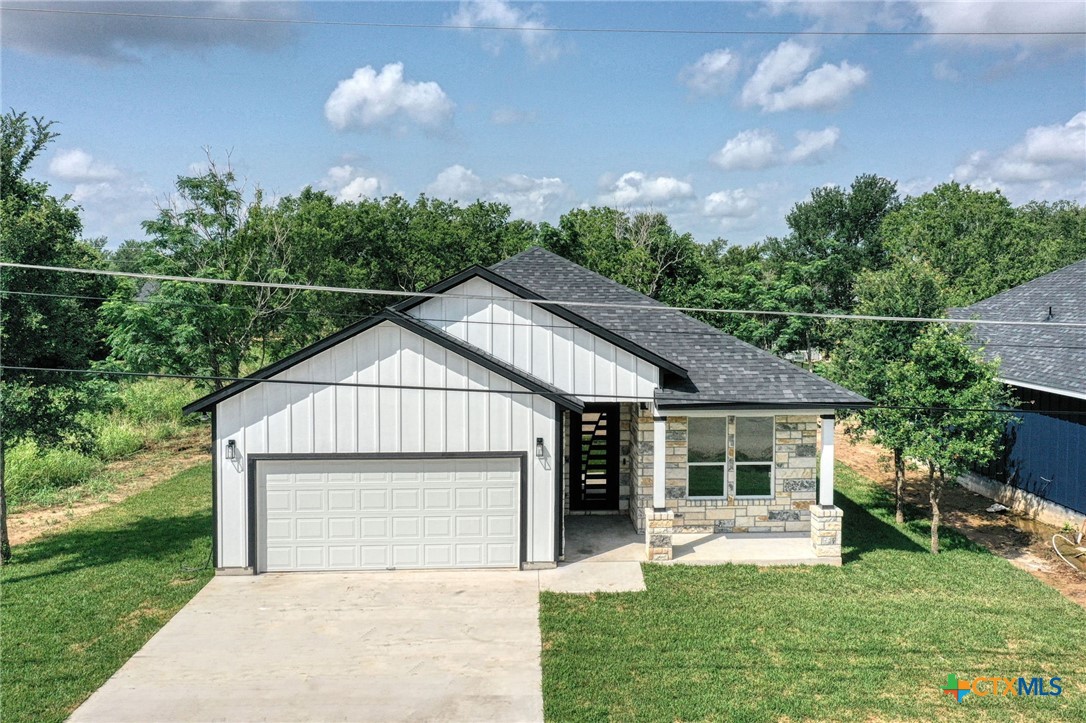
left=652, top=411, right=667, bottom=509
left=819, top=414, right=835, bottom=506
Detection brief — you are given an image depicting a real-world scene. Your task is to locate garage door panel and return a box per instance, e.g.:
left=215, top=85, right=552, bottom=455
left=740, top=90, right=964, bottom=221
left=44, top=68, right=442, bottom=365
left=360, top=490, right=388, bottom=511
left=327, top=489, right=357, bottom=510
left=327, top=518, right=357, bottom=538
left=260, top=457, right=521, bottom=571
left=391, top=489, right=420, bottom=509
left=455, top=488, right=484, bottom=509
left=295, top=518, right=325, bottom=539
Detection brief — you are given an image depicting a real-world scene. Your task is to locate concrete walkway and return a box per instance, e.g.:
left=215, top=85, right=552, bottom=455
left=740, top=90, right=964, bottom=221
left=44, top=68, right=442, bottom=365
left=70, top=571, right=544, bottom=723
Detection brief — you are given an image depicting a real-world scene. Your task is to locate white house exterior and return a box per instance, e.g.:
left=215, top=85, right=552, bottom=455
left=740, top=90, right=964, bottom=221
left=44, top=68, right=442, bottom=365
left=186, top=248, right=869, bottom=573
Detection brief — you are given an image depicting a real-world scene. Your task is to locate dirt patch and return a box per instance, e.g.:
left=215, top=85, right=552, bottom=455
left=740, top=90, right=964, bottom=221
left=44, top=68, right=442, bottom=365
left=836, top=425, right=1086, bottom=610
left=7, top=428, right=208, bottom=547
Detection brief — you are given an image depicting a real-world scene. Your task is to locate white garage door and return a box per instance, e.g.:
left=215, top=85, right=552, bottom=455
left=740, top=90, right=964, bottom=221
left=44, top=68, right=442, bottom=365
left=257, top=456, right=521, bottom=572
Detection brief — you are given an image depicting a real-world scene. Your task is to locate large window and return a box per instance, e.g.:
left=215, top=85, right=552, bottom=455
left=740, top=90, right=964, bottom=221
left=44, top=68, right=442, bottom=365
left=687, top=417, right=728, bottom=497
left=735, top=416, right=774, bottom=497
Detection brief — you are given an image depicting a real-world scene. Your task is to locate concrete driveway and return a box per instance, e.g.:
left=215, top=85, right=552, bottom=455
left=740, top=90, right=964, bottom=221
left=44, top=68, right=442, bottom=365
left=70, top=571, right=543, bottom=722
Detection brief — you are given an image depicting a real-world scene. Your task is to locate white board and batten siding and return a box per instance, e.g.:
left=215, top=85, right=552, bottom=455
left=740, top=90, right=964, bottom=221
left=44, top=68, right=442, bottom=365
left=215, top=320, right=558, bottom=569
left=408, top=276, right=659, bottom=402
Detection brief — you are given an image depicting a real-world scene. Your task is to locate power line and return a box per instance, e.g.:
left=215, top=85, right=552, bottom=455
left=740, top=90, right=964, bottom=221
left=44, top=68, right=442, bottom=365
left=4, top=288, right=1086, bottom=351
left=5, top=261, right=1086, bottom=329
left=2, top=6, right=1080, bottom=38
left=3, top=365, right=1074, bottom=417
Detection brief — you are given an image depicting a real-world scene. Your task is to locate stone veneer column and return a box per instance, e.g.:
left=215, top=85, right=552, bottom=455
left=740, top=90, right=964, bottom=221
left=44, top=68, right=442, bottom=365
left=645, top=507, right=675, bottom=561
left=810, top=504, right=843, bottom=559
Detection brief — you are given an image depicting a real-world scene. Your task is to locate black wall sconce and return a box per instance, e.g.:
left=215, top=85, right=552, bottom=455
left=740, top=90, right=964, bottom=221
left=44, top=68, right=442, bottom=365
left=226, top=439, right=238, bottom=461
left=535, top=437, right=545, bottom=459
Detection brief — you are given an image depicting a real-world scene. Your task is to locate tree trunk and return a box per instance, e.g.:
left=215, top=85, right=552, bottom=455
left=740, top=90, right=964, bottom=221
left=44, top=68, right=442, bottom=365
left=929, top=462, right=941, bottom=555
left=893, top=448, right=905, bottom=524
left=1, top=435, right=10, bottom=564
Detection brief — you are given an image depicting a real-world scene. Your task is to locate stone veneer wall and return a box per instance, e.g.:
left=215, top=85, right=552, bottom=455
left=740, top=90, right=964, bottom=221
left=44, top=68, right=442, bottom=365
left=629, top=413, right=819, bottom=534
left=563, top=404, right=633, bottom=516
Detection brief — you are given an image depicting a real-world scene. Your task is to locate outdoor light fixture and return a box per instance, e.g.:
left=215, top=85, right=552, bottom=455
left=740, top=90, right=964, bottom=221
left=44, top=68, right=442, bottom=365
left=535, top=437, right=545, bottom=459
left=225, top=439, right=238, bottom=461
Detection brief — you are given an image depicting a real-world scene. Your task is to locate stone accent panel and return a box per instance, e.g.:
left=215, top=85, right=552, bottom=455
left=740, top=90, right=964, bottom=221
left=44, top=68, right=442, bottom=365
left=645, top=507, right=674, bottom=561
left=647, top=414, right=819, bottom=534
left=810, top=504, right=843, bottom=559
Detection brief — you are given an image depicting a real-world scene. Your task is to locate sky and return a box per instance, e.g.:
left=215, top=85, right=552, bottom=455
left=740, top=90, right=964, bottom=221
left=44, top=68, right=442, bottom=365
left=3, top=1, right=1085, bottom=247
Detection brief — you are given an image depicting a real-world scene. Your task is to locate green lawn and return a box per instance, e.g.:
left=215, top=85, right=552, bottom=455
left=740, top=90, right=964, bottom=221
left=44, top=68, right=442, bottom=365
left=0, top=464, right=214, bottom=723
left=541, top=463, right=1086, bottom=722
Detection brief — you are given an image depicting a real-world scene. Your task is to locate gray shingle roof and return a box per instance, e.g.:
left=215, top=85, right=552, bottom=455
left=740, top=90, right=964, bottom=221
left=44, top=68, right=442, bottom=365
left=491, top=247, right=869, bottom=409
left=949, top=258, right=1086, bottom=398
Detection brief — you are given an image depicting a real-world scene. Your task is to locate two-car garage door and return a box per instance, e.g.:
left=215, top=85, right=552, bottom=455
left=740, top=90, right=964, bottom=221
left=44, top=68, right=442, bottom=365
left=255, top=456, right=522, bottom=572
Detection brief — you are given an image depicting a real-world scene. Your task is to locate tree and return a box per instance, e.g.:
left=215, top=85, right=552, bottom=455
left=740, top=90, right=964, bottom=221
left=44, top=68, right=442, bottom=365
left=762, top=174, right=901, bottom=351
left=0, top=111, right=112, bottom=562
left=875, top=325, right=1010, bottom=553
left=103, top=160, right=301, bottom=388
left=539, top=207, right=704, bottom=300
left=827, top=259, right=946, bottom=523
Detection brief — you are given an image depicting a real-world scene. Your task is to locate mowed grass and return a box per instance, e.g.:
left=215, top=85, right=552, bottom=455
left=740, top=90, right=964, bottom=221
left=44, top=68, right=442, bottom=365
left=0, top=464, right=214, bottom=723
left=540, top=464, right=1086, bottom=722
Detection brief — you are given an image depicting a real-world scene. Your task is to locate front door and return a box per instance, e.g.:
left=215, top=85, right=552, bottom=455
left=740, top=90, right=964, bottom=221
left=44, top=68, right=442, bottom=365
left=570, top=403, right=620, bottom=511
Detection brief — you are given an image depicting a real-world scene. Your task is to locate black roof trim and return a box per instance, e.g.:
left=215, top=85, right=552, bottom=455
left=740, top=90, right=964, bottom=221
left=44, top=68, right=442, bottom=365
left=392, top=265, right=689, bottom=379
left=653, top=400, right=873, bottom=412
left=183, top=309, right=584, bottom=414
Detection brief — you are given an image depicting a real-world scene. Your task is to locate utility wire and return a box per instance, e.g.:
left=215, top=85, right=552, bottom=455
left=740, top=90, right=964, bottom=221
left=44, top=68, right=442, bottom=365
left=3, top=365, right=1078, bottom=417
left=4, top=262, right=1086, bottom=329
left=3, top=288, right=1085, bottom=351
left=1, top=6, right=1081, bottom=38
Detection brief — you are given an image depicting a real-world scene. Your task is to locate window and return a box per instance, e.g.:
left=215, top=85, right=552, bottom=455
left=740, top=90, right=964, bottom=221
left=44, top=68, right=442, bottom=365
left=735, top=416, right=774, bottom=497
left=687, top=417, right=727, bottom=497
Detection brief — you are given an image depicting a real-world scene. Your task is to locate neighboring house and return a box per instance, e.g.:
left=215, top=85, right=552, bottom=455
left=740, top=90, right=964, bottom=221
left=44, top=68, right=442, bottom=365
left=185, top=247, right=870, bottom=573
left=950, top=258, right=1086, bottom=523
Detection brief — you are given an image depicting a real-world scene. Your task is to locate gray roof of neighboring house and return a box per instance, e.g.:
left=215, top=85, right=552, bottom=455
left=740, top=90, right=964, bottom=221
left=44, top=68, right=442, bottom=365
left=491, top=247, right=870, bottom=410
left=949, top=258, right=1086, bottom=399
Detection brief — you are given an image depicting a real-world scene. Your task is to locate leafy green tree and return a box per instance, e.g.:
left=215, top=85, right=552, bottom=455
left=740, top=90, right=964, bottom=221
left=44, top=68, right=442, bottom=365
left=873, top=325, right=1010, bottom=553
left=102, top=161, right=301, bottom=388
left=826, top=259, right=946, bottom=522
left=539, top=207, right=704, bottom=300
left=761, top=174, right=901, bottom=351
left=0, top=111, right=114, bottom=561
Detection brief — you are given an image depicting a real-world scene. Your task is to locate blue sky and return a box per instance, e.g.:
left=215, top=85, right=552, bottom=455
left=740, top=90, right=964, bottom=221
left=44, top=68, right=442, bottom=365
left=3, top=1, right=1084, bottom=246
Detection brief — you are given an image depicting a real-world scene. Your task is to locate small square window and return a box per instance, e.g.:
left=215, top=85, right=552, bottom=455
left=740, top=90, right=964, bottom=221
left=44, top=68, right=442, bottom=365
left=688, top=465, right=725, bottom=497
left=736, top=464, right=772, bottom=497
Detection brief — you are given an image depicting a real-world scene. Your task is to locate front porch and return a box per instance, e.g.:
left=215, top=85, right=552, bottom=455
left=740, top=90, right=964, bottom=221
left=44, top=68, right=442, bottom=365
left=559, top=404, right=844, bottom=564
left=561, top=516, right=840, bottom=567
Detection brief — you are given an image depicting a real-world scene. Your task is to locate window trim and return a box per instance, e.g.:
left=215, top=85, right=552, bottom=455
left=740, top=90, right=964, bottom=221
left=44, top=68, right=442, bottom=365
left=686, top=416, right=728, bottom=499
left=733, top=416, right=776, bottom=500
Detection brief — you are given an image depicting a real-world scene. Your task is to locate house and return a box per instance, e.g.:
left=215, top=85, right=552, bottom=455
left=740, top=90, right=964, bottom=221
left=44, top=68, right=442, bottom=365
left=184, top=247, right=870, bottom=573
left=950, top=258, right=1086, bottom=524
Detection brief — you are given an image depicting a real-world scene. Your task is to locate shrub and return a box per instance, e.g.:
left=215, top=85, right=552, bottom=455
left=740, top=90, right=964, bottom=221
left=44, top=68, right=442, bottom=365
left=95, top=419, right=145, bottom=460
left=4, top=440, right=102, bottom=505
left=117, top=379, right=196, bottom=427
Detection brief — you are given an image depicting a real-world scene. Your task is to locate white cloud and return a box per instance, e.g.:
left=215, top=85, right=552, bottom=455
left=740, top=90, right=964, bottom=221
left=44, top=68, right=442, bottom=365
left=679, top=49, right=740, bottom=95
left=427, top=164, right=486, bottom=199
left=426, top=165, right=569, bottom=221
left=324, top=63, right=454, bottom=131
left=320, top=165, right=384, bottom=202
left=2, top=1, right=297, bottom=62
left=711, top=126, right=840, bottom=170
left=953, top=111, right=1086, bottom=199
left=48, top=149, right=121, bottom=182
left=932, top=60, right=961, bottom=82
left=788, top=126, right=841, bottom=163
left=491, top=107, right=536, bottom=125
left=703, top=188, right=760, bottom=219
left=741, top=40, right=868, bottom=112
left=917, top=1, right=1086, bottom=50
left=491, top=174, right=569, bottom=221
left=73, top=177, right=156, bottom=241
left=598, top=172, right=695, bottom=207
left=448, top=0, right=565, bottom=62
left=711, top=129, right=781, bottom=170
